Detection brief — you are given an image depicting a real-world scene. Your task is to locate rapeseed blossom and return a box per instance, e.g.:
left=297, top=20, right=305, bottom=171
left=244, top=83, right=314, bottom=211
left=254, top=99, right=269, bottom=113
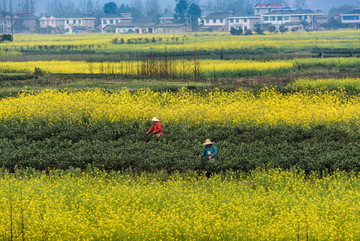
left=0, top=169, right=359, bottom=240
left=0, top=88, right=359, bottom=127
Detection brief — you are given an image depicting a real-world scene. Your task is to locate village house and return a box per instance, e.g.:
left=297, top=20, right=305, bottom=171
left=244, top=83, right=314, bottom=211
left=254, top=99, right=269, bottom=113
left=0, top=16, right=12, bottom=33
left=64, top=17, right=96, bottom=33
left=260, top=9, right=323, bottom=30
left=159, top=12, right=175, bottom=24
left=254, top=3, right=286, bottom=15
left=100, top=13, right=133, bottom=33
left=203, top=11, right=233, bottom=32
left=39, top=16, right=65, bottom=33
left=103, top=22, right=155, bottom=34
left=227, top=15, right=260, bottom=31
left=340, top=9, right=360, bottom=29
left=2, top=12, right=38, bottom=33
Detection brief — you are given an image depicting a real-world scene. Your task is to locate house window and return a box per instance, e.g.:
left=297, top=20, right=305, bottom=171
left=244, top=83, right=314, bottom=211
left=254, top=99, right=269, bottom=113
left=206, top=19, right=209, bottom=23
left=103, top=20, right=107, bottom=24
left=299, top=16, right=302, bottom=20
left=78, top=20, right=82, bottom=24
left=270, top=16, right=276, bottom=21
left=220, top=19, right=223, bottom=23
left=277, top=16, right=282, bottom=21
left=343, top=16, right=359, bottom=20
left=230, top=19, right=234, bottom=23
left=213, top=19, right=217, bottom=23
left=236, top=19, right=240, bottom=23
left=263, top=17, right=268, bottom=21
left=244, top=18, right=247, bottom=23
left=110, top=20, right=114, bottom=24
left=304, top=15, right=308, bottom=20
left=284, top=16, right=289, bottom=21
left=66, top=20, right=70, bottom=24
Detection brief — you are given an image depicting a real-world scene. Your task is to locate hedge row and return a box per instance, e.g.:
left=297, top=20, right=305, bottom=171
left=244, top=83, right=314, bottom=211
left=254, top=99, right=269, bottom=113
left=1, top=122, right=360, bottom=173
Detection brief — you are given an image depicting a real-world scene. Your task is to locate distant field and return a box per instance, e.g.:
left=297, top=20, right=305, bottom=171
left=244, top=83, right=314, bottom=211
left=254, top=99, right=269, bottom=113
left=0, top=30, right=359, bottom=59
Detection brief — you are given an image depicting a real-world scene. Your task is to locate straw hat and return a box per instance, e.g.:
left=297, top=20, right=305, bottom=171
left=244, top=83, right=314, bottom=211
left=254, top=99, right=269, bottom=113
left=202, top=139, right=214, bottom=145
left=151, top=117, right=159, bottom=122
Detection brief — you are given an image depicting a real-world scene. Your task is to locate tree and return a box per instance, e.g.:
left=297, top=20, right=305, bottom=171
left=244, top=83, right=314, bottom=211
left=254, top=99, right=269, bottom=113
left=322, top=16, right=344, bottom=30
left=254, top=24, right=264, bottom=35
left=0, top=34, right=13, bottom=42
left=329, top=5, right=358, bottom=15
left=268, top=24, right=276, bottom=33
left=244, top=29, right=253, bottom=35
left=146, top=0, right=160, bottom=21
left=187, top=3, right=201, bottom=31
left=103, top=2, right=118, bottom=15
left=294, top=0, right=306, bottom=10
left=175, top=0, right=188, bottom=23
left=87, top=0, right=94, bottom=15
left=230, top=27, right=243, bottom=35
left=279, top=25, right=288, bottom=33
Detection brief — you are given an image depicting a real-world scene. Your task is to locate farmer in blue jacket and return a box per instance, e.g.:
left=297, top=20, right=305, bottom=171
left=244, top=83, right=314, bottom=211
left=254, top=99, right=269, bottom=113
left=199, top=139, right=217, bottom=178
left=199, top=139, right=217, bottom=163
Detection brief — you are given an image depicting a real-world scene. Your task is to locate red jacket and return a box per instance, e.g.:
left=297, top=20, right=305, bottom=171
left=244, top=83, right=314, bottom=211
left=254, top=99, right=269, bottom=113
left=147, top=122, right=163, bottom=135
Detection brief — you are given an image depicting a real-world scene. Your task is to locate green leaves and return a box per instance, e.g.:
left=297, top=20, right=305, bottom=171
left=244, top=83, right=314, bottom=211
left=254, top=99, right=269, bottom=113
left=1, top=122, right=360, bottom=173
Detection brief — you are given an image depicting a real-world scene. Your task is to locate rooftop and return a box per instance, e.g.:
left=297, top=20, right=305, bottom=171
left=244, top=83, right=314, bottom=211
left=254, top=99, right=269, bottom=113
left=255, top=3, right=285, bottom=8
left=205, top=11, right=233, bottom=19
left=342, top=9, right=360, bottom=15
left=264, top=9, right=322, bottom=15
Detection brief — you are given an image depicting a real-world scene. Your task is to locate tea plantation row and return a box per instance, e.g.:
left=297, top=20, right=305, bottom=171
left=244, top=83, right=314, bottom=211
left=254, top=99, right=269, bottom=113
left=1, top=122, right=359, bottom=174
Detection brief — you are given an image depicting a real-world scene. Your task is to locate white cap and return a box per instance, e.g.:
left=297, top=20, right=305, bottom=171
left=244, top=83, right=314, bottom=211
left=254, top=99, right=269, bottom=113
left=151, top=117, right=159, bottom=122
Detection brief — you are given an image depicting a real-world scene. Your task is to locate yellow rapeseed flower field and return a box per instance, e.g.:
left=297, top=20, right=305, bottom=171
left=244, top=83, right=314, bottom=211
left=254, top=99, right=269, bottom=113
left=1, top=30, right=360, bottom=53
left=0, top=59, right=293, bottom=77
left=1, top=88, right=359, bottom=127
left=288, top=78, right=360, bottom=91
left=0, top=169, right=359, bottom=240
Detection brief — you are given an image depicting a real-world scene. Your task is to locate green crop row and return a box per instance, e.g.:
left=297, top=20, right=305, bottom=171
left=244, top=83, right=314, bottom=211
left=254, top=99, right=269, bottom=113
left=1, top=122, right=360, bottom=174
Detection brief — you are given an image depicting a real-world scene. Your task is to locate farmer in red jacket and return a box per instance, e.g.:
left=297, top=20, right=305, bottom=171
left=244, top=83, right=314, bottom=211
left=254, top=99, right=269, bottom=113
left=146, top=117, right=163, bottom=137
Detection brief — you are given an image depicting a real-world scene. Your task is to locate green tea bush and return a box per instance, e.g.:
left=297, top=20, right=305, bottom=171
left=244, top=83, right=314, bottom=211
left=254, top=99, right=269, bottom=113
left=1, top=122, right=360, bottom=174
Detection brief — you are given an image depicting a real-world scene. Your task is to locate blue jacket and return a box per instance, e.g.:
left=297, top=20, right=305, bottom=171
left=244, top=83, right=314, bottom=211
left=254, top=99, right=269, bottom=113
left=201, top=145, right=217, bottom=163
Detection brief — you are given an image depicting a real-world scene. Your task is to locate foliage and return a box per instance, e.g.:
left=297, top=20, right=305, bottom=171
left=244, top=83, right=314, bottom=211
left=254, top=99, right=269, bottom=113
left=279, top=25, right=288, bottom=33
left=328, top=4, right=359, bottom=15
left=1, top=168, right=360, bottom=239
left=269, top=24, right=277, bottom=33
left=1, top=31, right=360, bottom=56
left=244, top=29, right=253, bottom=35
left=322, top=16, right=345, bottom=30
left=0, top=59, right=293, bottom=77
left=187, top=3, right=201, bottom=31
left=254, top=24, right=264, bottom=35
left=286, top=78, right=360, bottom=92
left=103, top=2, right=118, bottom=15
left=230, top=27, right=243, bottom=35
left=1, top=122, right=360, bottom=174
left=0, top=34, right=13, bottom=43
left=174, top=0, right=188, bottom=23
left=0, top=88, right=360, bottom=173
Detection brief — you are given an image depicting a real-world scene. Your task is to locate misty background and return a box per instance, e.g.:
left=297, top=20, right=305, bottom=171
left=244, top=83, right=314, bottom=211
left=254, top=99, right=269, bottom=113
left=6, top=0, right=360, bottom=16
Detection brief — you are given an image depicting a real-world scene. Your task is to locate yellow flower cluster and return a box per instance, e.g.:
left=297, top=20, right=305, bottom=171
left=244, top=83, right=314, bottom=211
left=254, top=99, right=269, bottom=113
left=288, top=77, right=360, bottom=91
left=0, top=59, right=293, bottom=76
left=0, top=169, right=359, bottom=240
left=1, top=89, right=360, bottom=127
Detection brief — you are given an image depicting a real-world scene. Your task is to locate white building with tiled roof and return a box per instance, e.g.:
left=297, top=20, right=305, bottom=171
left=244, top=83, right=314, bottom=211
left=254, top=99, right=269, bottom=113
left=340, top=9, right=360, bottom=29
left=261, top=9, right=323, bottom=29
left=203, top=11, right=233, bottom=31
left=254, top=3, right=286, bottom=15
